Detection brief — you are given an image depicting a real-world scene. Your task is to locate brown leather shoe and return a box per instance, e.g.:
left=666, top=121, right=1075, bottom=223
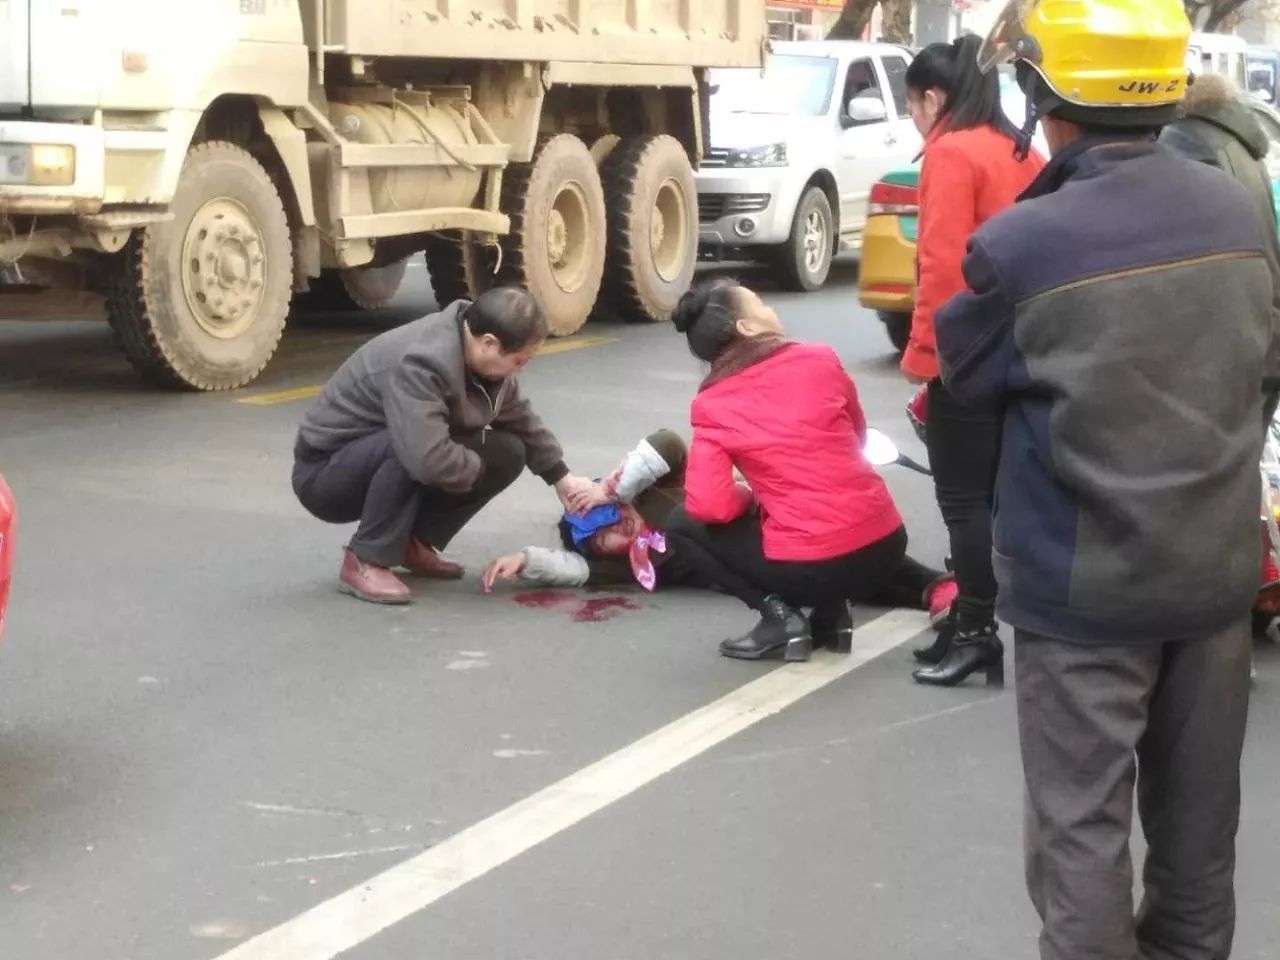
left=339, top=550, right=411, bottom=604
left=403, top=537, right=465, bottom=580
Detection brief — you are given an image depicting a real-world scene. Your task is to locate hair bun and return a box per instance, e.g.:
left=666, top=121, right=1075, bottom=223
left=671, top=286, right=707, bottom=334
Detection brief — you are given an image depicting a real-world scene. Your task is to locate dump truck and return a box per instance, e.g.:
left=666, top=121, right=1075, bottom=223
left=0, top=0, right=766, bottom=390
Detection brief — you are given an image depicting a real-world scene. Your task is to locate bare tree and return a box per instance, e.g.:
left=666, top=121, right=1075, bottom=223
left=827, top=0, right=913, bottom=42
left=1185, top=0, right=1273, bottom=31
left=827, top=0, right=879, bottom=40
left=881, top=0, right=913, bottom=44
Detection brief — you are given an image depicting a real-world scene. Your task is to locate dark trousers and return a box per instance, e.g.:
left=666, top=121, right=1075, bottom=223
left=1015, top=622, right=1252, bottom=960
left=666, top=508, right=936, bottom=613
left=292, top=430, right=526, bottom=567
left=926, top=379, right=1000, bottom=630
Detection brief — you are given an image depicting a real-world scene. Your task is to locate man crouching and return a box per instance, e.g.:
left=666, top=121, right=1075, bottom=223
left=292, top=287, right=595, bottom=604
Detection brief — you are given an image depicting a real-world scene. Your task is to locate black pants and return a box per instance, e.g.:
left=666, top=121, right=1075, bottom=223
left=1015, top=623, right=1251, bottom=960
left=666, top=507, right=935, bottom=613
left=292, top=430, right=526, bottom=567
left=926, top=379, right=1000, bottom=630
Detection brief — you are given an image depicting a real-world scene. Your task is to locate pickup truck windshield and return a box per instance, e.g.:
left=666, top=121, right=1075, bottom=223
left=711, top=56, right=838, bottom=117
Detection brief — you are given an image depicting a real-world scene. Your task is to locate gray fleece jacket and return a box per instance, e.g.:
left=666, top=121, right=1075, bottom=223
left=296, top=301, right=568, bottom=493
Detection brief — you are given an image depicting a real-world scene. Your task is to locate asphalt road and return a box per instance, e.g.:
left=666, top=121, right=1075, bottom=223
left=1, top=260, right=1277, bottom=960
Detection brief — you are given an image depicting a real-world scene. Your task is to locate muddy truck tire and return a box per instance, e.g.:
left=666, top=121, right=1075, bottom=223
left=423, top=232, right=497, bottom=308
left=300, top=257, right=411, bottom=311
left=597, top=135, right=697, bottom=324
left=494, top=134, right=606, bottom=337
left=106, top=141, right=292, bottom=390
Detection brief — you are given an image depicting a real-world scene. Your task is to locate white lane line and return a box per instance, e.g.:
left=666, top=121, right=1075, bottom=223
left=212, top=609, right=928, bottom=960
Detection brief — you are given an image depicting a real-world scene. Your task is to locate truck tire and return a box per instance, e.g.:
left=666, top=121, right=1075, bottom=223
left=879, top=310, right=912, bottom=354
left=775, top=186, right=834, bottom=293
left=302, top=258, right=410, bottom=311
left=495, top=134, right=606, bottom=336
left=107, top=141, right=292, bottom=390
left=423, top=231, right=495, bottom=307
left=597, top=135, right=697, bottom=324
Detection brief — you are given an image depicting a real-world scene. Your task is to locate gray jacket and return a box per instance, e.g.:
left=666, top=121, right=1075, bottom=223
left=1162, top=90, right=1280, bottom=387
left=296, top=301, right=567, bottom=493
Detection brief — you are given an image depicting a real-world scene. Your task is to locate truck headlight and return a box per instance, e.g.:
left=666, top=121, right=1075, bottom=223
left=724, top=143, right=787, bottom=168
left=0, top=143, right=76, bottom=187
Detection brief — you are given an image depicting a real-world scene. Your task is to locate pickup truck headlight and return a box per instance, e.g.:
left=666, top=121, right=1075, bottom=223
left=0, top=143, right=76, bottom=187
left=724, top=143, right=787, bottom=168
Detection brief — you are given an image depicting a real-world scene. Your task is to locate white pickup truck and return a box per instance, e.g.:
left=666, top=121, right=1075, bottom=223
left=696, top=41, right=922, bottom=291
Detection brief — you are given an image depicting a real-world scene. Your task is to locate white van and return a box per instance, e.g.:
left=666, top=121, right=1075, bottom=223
left=1186, top=32, right=1250, bottom=88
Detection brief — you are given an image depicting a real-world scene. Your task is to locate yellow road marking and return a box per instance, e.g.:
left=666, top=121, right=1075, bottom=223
left=236, top=335, right=617, bottom=406
left=236, top=385, right=323, bottom=406
left=534, top=335, right=616, bottom=356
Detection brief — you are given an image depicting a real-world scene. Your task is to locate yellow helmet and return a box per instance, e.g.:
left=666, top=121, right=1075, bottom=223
left=979, top=0, right=1192, bottom=124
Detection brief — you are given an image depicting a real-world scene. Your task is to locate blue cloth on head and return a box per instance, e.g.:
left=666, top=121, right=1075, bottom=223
left=563, top=504, right=621, bottom=547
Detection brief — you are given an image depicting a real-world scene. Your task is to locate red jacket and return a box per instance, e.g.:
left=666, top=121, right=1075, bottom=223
left=685, top=343, right=903, bottom=562
left=902, top=125, right=1045, bottom=381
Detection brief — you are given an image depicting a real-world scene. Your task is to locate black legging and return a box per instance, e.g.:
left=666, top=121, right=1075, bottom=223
left=926, top=379, right=1001, bottom=631
left=665, top=507, right=937, bottom=613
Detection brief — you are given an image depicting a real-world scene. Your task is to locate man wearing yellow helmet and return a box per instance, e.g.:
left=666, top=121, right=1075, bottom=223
left=934, top=1, right=1275, bottom=957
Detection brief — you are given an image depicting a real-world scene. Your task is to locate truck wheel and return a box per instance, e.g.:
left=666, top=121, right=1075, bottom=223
left=106, top=141, right=292, bottom=390
left=423, top=232, right=495, bottom=307
left=775, top=186, right=834, bottom=293
left=879, top=310, right=912, bottom=354
left=496, top=134, right=606, bottom=336
left=302, top=258, right=410, bottom=311
left=597, top=135, right=697, bottom=324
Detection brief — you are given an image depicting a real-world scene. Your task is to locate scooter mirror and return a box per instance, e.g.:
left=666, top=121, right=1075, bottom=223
left=863, top=428, right=900, bottom=467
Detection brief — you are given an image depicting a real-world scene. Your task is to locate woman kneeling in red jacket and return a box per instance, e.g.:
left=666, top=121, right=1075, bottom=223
left=666, top=279, right=935, bottom=662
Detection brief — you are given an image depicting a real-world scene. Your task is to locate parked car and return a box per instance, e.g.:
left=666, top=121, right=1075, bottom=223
left=0, top=474, right=13, bottom=643
left=696, top=41, right=922, bottom=291
left=857, top=73, right=1049, bottom=351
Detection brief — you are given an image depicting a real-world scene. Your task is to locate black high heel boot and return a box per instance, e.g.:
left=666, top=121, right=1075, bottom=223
left=811, top=601, right=853, bottom=654
left=720, top=596, right=812, bottom=662
left=911, top=625, right=1004, bottom=688
left=913, top=609, right=955, bottom=665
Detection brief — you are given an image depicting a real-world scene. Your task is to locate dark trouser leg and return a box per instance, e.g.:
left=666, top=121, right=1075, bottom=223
left=412, top=431, right=527, bottom=550
left=292, top=430, right=526, bottom=567
left=868, top=554, right=946, bottom=609
left=292, top=431, right=430, bottom=567
left=926, top=379, right=1000, bottom=631
left=1015, top=632, right=1157, bottom=960
left=664, top=507, right=772, bottom=610
left=665, top=507, right=908, bottom=611
left=1135, top=620, right=1251, bottom=960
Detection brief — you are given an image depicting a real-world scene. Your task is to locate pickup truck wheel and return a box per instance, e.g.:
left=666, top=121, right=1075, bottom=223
left=496, top=134, right=606, bottom=336
left=775, top=186, right=834, bottom=292
left=423, top=231, right=496, bottom=307
left=302, top=258, right=411, bottom=311
left=106, top=141, right=292, bottom=390
left=879, top=310, right=912, bottom=354
left=597, top=135, right=697, bottom=323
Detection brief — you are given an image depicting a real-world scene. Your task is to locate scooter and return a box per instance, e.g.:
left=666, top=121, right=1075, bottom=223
left=1254, top=412, right=1280, bottom=637
left=863, top=427, right=932, bottom=477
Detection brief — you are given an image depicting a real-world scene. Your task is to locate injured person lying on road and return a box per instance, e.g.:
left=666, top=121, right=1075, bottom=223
left=481, top=430, right=957, bottom=654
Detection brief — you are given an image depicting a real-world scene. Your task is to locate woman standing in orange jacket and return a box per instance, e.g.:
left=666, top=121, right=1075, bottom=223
left=902, top=36, right=1044, bottom=686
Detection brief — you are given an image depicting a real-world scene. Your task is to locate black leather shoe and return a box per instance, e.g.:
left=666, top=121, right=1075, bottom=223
left=720, top=596, right=812, bottom=662
left=811, top=601, right=852, bottom=654
left=912, top=625, right=1004, bottom=688
left=913, top=610, right=955, bottom=665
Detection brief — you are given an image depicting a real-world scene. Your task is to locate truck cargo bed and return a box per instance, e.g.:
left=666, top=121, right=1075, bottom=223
left=307, top=0, right=765, bottom=68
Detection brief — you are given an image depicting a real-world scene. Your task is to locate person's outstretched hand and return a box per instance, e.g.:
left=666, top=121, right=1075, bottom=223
left=555, top=474, right=600, bottom=514
left=481, top=552, right=527, bottom=593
